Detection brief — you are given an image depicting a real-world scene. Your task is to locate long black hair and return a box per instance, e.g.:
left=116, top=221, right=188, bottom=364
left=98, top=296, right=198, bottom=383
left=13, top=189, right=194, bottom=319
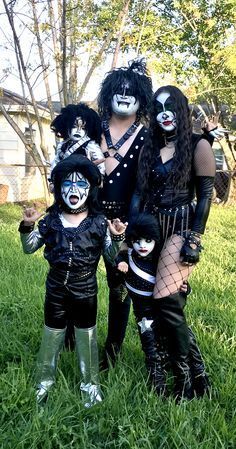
left=137, top=85, right=193, bottom=201
left=49, top=154, right=102, bottom=215
left=50, top=103, right=102, bottom=144
left=97, top=59, right=153, bottom=122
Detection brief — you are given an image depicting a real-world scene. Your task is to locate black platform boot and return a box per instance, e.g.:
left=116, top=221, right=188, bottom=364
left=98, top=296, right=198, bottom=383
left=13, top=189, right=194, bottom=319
left=138, top=318, right=166, bottom=396
left=188, top=327, right=211, bottom=397
left=155, top=293, right=193, bottom=401
left=102, top=285, right=131, bottom=369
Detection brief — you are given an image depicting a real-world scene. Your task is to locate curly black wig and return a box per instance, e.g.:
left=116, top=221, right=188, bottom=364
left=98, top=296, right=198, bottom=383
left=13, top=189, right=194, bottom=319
left=97, top=59, right=153, bottom=122
left=137, top=85, right=193, bottom=200
left=50, top=103, right=102, bottom=144
left=49, top=154, right=102, bottom=215
left=126, top=213, right=162, bottom=248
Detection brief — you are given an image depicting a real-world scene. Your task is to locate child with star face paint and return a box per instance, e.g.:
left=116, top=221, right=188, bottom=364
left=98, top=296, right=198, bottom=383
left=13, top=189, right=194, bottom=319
left=131, top=85, right=215, bottom=400
left=117, top=213, right=210, bottom=400
left=19, top=155, right=126, bottom=407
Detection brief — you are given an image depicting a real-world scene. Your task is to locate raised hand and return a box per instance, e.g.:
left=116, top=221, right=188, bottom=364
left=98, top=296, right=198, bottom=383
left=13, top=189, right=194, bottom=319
left=202, top=111, right=229, bottom=140
left=107, top=218, right=128, bottom=235
left=23, top=204, right=45, bottom=226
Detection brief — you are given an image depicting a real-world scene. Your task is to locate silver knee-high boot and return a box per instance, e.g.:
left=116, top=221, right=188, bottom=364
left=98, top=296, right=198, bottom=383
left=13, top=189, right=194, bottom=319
left=75, top=325, right=102, bottom=408
left=36, top=325, right=66, bottom=403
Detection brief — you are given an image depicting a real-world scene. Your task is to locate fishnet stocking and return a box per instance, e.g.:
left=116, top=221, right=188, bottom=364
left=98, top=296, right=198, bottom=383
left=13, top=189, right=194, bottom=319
left=153, top=234, right=194, bottom=298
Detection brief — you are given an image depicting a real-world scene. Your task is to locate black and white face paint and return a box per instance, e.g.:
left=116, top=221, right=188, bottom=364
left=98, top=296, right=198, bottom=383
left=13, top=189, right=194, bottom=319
left=69, top=117, right=86, bottom=141
left=156, top=91, right=176, bottom=132
left=111, top=82, right=140, bottom=116
left=132, top=238, right=155, bottom=258
left=61, top=171, right=90, bottom=210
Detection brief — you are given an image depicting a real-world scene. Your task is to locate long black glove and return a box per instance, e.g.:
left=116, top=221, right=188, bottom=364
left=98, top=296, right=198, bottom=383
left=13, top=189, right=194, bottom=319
left=180, top=176, right=214, bottom=264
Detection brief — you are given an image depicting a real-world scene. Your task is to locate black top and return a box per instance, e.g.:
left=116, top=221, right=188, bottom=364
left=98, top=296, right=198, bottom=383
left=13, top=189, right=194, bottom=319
left=38, top=212, right=107, bottom=272
left=100, top=126, right=148, bottom=220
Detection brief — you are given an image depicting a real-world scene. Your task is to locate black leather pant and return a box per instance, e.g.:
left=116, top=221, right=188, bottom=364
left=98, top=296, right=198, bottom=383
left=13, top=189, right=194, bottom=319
left=45, top=269, right=97, bottom=329
left=104, top=258, right=131, bottom=358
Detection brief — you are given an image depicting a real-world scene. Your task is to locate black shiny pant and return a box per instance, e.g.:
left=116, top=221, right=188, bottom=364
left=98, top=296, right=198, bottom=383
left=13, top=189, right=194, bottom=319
left=104, top=258, right=131, bottom=357
left=44, top=269, right=97, bottom=329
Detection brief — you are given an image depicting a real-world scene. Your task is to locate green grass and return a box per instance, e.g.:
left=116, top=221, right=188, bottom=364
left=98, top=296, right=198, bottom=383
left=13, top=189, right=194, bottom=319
left=0, top=203, right=235, bottom=449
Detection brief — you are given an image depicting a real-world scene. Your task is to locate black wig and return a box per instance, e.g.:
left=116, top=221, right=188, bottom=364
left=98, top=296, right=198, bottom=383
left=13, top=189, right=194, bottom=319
left=126, top=213, right=162, bottom=248
left=50, top=103, right=102, bottom=144
left=97, top=59, right=153, bottom=122
left=137, top=85, right=193, bottom=200
left=49, top=154, right=102, bottom=215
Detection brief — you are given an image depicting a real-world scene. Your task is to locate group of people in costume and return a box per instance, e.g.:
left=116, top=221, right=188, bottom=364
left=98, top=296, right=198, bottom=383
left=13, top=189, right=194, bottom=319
left=19, top=59, right=217, bottom=407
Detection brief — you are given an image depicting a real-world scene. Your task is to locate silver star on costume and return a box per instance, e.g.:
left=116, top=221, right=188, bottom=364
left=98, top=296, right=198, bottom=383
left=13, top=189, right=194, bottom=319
left=138, top=317, right=154, bottom=334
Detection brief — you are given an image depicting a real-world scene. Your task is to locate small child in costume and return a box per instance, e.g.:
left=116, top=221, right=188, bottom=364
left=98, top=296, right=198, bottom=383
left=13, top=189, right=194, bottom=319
left=117, top=213, right=210, bottom=400
left=50, top=103, right=105, bottom=176
left=19, top=155, right=126, bottom=407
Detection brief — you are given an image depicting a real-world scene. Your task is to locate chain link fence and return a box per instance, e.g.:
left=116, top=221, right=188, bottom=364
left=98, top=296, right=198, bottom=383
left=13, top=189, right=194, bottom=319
left=0, top=164, right=50, bottom=204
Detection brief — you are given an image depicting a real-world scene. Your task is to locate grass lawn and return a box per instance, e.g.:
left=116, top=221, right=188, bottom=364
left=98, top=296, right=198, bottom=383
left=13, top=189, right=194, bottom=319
left=0, top=203, right=235, bottom=449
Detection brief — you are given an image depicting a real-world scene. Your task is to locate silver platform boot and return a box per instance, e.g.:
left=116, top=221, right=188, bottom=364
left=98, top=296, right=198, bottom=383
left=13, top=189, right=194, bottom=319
left=75, top=325, right=102, bottom=408
left=35, top=325, right=66, bottom=404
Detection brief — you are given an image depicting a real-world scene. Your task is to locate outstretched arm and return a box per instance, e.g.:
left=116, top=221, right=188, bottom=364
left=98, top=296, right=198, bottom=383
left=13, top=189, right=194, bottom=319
left=18, top=206, right=45, bottom=253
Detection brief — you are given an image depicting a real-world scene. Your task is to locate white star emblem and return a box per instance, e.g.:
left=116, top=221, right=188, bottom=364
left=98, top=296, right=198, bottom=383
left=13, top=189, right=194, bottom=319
left=138, top=317, right=154, bottom=334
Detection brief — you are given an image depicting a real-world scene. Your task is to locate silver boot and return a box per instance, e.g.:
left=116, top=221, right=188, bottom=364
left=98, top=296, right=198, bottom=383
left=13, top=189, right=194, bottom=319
left=36, top=325, right=66, bottom=404
left=75, top=325, right=102, bottom=408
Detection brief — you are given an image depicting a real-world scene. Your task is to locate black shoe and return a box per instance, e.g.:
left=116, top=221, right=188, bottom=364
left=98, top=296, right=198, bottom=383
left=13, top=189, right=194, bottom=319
left=173, top=361, right=193, bottom=401
left=147, top=358, right=167, bottom=396
left=191, top=368, right=211, bottom=398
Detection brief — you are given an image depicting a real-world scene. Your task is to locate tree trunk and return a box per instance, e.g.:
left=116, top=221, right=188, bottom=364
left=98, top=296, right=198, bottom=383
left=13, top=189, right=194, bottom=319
left=47, top=0, right=64, bottom=107
left=31, top=0, right=54, bottom=122
left=111, top=0, right=131, bottom=69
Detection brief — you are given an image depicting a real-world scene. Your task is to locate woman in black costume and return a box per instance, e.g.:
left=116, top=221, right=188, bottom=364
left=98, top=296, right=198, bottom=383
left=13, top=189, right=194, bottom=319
left=132, top=86, right=215, bottom=399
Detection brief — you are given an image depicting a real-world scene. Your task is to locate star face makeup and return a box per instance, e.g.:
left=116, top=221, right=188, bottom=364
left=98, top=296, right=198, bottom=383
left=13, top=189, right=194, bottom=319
left=61, top=171, right=90, bottom=211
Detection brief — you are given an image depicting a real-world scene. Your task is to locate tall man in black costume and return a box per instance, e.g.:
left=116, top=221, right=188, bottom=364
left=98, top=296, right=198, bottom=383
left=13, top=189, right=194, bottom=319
left=97, top=60, right=153, bottom=364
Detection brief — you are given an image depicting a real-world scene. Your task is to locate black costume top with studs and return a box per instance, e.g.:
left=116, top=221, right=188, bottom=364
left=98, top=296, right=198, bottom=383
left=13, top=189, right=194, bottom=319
left=100, top=126, right=148, bottom=221
left=145, top=134, right=215, bottom=239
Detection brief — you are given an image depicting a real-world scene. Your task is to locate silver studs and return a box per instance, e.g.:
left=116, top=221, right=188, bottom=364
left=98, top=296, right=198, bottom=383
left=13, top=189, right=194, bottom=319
left=140, top=136, right=144, bottom=140
left=130, top=154, right=133, bottom=158
left=135, top=145, right=139, bottom=149
left=109, top=180, right=113, bottom=184
left=116, top=172, right=120, bottom=176
left=124, top=163, right=127, bottom=167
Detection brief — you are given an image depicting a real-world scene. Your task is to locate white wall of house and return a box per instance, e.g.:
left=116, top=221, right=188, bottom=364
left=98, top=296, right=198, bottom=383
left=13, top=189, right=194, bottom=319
left=0, top=109, right=55, bottom=203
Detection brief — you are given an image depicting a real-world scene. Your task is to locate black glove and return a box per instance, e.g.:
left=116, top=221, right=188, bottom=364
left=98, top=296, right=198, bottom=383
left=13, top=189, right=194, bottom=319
left=180, top=231, right=203, bottom=265
left=192, top=176, right=215, bottom=234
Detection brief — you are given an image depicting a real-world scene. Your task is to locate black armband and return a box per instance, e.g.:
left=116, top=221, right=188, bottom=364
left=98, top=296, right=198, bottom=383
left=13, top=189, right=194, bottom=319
left=18, top=220, right=35, bottom=234
left=111, top=232, right=125, bottom=242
